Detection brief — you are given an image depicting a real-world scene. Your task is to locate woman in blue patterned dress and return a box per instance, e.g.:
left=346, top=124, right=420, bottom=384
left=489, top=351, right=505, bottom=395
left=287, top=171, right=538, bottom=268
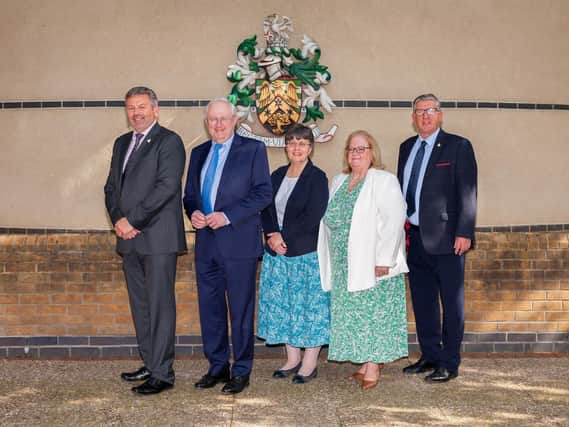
left=317, top=130, right=409, bottom=390
left=257, top=124, right=330, bottom=384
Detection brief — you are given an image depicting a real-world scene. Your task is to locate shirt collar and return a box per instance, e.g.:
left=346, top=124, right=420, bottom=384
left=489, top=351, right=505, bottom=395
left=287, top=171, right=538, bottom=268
left=416, top=127, right=441, bottom=147
left=134, top=121, right=157, bottom=140
left=211, top=133, right=235, bottom=150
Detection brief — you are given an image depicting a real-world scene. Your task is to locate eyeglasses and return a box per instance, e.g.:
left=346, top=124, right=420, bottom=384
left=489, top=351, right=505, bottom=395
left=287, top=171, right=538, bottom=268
left=207, top=117, right=232, bottom=124
left=414, top=107, right=440, bottom=116
left=285, top=141, right=311, bottom=148
left=346, top=146, right=370, bottom=154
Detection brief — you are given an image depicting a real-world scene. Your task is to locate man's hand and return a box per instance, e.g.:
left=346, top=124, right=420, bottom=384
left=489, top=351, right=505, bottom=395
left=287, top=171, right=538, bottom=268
left=114, top=217, right=140, bottom=240
left=454, top=237, right=472, bottom=256
left=205, top=212, right=228, bottom=230
left=267, top=232, right=287, bottom=255
left=191, top=210, right=208, bottom=229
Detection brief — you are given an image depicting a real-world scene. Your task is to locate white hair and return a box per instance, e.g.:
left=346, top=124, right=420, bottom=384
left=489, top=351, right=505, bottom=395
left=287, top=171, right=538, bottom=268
left=204, top=98, right=237, bottom=118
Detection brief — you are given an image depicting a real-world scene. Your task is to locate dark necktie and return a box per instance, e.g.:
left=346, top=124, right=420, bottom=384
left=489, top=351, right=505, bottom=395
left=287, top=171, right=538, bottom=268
left=132, top=133, right=144, bottom=153
left=123, top=133, right=144, bottom=173
left=406, top=140, right=426, bottom=217
left=201, top=144, right=222, bottom=214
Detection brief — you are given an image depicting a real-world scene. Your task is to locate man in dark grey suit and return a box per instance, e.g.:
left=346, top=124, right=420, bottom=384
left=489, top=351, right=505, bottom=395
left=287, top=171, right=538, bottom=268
left=104, top=86, right=186, bottom=395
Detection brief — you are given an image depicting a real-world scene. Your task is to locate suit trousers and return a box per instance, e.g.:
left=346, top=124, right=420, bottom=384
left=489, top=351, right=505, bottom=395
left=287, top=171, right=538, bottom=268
left=195, top=232, right=257, bottom=378
left=407, top=227, right=465, bottom=371
left=122, top=252, right=177, bottom=384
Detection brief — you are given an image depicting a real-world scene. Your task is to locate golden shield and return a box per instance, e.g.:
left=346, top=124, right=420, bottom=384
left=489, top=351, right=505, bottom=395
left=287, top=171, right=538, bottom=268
left=256, top=78, right=302, bottom=135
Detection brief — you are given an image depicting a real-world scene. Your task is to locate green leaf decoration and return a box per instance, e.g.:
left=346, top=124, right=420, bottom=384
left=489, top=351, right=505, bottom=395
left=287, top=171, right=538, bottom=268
left=237, top=35, right=257, bottom=56
left=288, top=59, right=329, bottom=91
left=229, top=84, right=255, bottom=107
left=303, top=105, right=324, bottom=122
left=249, top=62, right=260, bottom=72
left=227, top=70, right=242, bottom=83
left=227, top=94, right=238, bottom=105
left=289, top=48, right=304, bottom=60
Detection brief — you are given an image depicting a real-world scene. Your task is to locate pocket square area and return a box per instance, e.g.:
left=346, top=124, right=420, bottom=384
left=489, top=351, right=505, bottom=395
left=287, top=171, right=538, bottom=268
left=436, top=162, right=451, bottom=167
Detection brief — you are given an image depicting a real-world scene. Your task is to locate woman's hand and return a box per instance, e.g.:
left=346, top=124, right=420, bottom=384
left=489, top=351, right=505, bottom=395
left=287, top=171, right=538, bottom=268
left=267, top=232, right=287, bottom=255
left=375, top=266, right=389, bottom=278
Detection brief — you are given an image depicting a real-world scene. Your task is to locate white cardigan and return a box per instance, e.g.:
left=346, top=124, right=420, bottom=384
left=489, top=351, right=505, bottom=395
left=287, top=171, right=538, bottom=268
left=317, top=169, right=409, bottom=292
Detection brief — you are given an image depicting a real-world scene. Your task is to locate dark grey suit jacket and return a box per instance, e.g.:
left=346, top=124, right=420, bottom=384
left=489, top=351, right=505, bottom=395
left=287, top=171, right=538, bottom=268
left=397, top=129, right=477, bottom=255
left=104, top=123, right=187, bottom=255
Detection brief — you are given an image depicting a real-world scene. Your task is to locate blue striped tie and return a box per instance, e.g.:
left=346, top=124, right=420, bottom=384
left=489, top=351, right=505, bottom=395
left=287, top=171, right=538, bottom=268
left=406, top=141, right=426, bottom=217
left=201, top=144, right=222, bottom=214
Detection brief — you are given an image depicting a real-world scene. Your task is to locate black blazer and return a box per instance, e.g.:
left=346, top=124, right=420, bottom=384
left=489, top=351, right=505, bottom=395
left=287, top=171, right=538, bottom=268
left=104, top=123, right=187, bottom=255
left=397, top=129, right=477, bottom=255
left=261, top=160, right=328, bottom=257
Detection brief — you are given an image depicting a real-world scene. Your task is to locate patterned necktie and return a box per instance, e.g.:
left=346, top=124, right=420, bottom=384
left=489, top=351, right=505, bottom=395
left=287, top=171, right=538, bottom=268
left=406, top=140, right=426, bottom=217
left=201, top=144, right=222, bottom=214
left=123, top=133, right=145, bottom=173
left=132, top=133, right=144, bottom=152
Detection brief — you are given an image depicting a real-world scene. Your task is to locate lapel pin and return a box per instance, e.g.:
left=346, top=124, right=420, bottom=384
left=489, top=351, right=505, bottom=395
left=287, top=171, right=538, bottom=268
left=437, top=143, right=441, bottom=147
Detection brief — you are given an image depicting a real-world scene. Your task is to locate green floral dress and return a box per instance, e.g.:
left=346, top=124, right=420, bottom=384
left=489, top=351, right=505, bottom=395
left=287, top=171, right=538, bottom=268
left=323, top=177, right=408, bottom=363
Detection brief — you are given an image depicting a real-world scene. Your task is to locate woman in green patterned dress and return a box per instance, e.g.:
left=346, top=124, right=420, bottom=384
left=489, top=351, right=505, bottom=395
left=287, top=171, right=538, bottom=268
left=317, top=130, right=409, bottom=390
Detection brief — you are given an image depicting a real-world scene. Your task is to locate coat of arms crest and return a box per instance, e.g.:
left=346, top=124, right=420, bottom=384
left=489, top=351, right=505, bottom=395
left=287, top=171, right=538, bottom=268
left=226, top=14, right=337, bottom=146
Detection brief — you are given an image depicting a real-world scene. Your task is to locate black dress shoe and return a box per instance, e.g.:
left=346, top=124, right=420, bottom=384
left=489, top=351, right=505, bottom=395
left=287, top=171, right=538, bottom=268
left=425, top=367, right=458, bottom=383
left=131, top=377, right=173, bottom=395
left=221, top=376, right=250, bottom=394
left=194, top=367, right=230, bottom=389
left=292, top=368, right=318, bottom=384
left=121, top=366, right=151, bottom=382
left=402, top=359, right=437, bottom=374
left=273, top=362, right=302, bottom=379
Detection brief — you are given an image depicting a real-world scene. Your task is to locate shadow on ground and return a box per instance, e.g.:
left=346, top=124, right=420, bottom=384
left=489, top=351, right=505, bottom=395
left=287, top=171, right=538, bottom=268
left=0, top=357, right=568, bottom=426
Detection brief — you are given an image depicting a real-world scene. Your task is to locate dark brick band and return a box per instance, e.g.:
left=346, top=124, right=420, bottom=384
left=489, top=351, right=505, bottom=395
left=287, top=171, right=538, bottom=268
left=1, top=333, right=567, bottom=358
left=1, top=99, right=568, bottom=111
left=1, top=225, right=568, bottom=235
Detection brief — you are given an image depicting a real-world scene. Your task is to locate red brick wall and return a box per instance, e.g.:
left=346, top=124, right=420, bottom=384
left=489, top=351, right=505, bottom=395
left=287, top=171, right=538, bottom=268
left=0, top=231, right=568, bottom=353
left=0, top=233, right=199, bottom=336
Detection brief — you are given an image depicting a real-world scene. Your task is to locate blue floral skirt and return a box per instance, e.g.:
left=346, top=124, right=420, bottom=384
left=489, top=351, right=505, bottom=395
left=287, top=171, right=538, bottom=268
left=257, top=250, right=330, bottom=348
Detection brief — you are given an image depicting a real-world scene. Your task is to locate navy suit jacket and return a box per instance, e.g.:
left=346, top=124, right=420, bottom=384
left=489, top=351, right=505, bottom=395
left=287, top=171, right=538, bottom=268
left=397, top=129, right=477, bottom=255
left=183, top=134, right=272, bottom=259
left=104, top=123, right=187, bottom=255
left=261, top=160, right=328, bottom=257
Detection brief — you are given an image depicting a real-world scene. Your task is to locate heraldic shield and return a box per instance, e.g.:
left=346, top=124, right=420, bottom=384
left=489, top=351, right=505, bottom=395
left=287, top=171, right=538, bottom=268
left=256, top=78, right=302, bottom=135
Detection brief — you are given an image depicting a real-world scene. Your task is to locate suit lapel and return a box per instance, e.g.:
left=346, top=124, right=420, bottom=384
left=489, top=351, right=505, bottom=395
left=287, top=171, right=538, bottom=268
left=398, top=139, right=415, bottom=184
left=118, top=132, right=133, bottom=174
left=194, top=142, right=211, bottom=198
left=423, top=129, right=446, bottom=180
left=123, top=123, right=161, bottom=176
left=216, top=134, right=241, bottom=200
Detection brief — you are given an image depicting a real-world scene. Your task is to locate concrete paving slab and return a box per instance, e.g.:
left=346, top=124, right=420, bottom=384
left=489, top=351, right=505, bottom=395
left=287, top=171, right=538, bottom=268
left=0, top=357, right=567, bottom=426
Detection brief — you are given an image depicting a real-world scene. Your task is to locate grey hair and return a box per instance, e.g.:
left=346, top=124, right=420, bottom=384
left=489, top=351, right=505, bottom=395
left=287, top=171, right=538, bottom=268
left=204, top=97, right=237, bottom=118
left=125, top=86, right=159, bottom=106
left=412, top=93, right=441, bottom=110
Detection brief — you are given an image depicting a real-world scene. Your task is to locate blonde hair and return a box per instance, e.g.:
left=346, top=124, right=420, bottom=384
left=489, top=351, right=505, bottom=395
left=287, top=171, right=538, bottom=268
left=342, top=130, right=384, bottom=173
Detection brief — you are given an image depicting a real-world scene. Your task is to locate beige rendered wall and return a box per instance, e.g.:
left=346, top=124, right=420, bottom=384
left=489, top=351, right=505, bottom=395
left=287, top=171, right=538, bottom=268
left=1, top=0, right=568, bottom=228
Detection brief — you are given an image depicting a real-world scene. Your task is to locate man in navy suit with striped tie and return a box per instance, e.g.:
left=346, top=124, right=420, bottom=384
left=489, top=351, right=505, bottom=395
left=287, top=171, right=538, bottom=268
left=184, top=98, right=272, bottom=394
left=397, top=93, right=477, bottom=383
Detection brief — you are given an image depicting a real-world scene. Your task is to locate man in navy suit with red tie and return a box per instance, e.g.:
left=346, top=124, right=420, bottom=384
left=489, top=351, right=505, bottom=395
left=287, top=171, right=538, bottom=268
left=397, top=93, right=477, bottom=382
left=184, top=98, right=272, bottom=394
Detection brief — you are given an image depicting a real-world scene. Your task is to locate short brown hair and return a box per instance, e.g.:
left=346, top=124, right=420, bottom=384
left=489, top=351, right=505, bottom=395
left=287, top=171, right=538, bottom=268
left=125, top=86, right=158, bottom=106
left=342, top=130, right=384, bottom=173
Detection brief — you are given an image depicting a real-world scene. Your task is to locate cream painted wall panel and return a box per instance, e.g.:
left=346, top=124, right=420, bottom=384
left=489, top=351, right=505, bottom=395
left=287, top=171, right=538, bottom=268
left=1, top=0, right=568, bottom=228
left=1, top=0, right=567, bottom=101
left=2, top=107, right=566, bottom=228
